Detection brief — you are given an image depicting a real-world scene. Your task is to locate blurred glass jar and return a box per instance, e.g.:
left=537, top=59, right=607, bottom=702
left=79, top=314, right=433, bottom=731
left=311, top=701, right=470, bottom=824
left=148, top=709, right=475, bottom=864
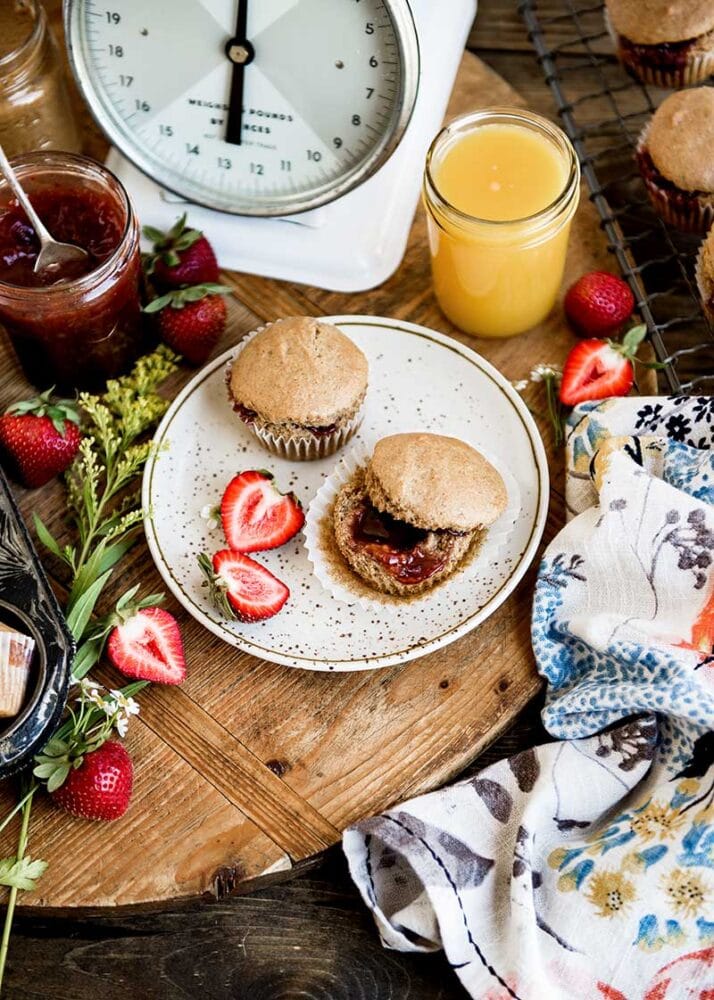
left=0, top=0, right=80, bottom=157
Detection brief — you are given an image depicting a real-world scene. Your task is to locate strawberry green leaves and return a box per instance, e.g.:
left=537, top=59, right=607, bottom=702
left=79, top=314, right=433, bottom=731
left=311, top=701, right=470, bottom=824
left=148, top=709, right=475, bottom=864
left=0, top=856, right=48, bottom=892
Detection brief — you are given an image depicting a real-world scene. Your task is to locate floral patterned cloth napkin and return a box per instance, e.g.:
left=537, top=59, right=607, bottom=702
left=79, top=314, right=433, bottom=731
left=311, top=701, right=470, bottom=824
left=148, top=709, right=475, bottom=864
left=343, top=396, right=714, bottom=1000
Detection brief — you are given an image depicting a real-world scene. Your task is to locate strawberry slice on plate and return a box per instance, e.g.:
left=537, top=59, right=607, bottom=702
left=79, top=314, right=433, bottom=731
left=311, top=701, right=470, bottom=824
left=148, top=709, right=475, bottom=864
left=559, top=324, right=663, bottom=407
left=107, top=607, right=186, bottom=685
left=221, top=470, right=305, bottom=552
left=198, top=550, right=289, bottom=622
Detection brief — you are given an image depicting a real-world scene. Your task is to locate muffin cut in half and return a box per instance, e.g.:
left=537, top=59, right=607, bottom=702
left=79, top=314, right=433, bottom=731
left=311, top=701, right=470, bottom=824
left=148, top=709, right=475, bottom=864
left=332, top=433, right=508, bottom=597
left=605, top=0, right=714, bottom=87
left=636, top=89, right=714, bottom=235
left=228, top=317, right=369, bottom=461
left=695, top=225, right=714, bottom=325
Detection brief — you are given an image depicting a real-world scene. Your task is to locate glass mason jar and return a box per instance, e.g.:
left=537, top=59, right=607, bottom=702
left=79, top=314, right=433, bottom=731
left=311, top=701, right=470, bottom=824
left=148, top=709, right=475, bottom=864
left=0, top=0, right=80, bottom=157
left=423, top=109, right=581, bottom=338
left=0, top=153, right=147, bottom=391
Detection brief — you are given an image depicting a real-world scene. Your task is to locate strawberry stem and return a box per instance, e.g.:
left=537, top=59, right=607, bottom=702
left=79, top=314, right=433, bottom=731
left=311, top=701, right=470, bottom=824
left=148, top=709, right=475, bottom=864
left=0, top=780, right=38, bottom=994
left=544, top=374, right=565, bottom=448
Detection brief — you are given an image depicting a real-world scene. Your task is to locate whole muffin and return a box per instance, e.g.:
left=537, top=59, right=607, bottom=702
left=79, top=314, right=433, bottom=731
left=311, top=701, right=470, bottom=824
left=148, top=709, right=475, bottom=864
left=695, top=225, right=714, bottom=324
left=228, top=317, right=368, bottom=461
left=332, top=433, right=507, bottom=597
left=636, top=89, right=714, bottom=234
left=605, top=0, right=714, bottom=87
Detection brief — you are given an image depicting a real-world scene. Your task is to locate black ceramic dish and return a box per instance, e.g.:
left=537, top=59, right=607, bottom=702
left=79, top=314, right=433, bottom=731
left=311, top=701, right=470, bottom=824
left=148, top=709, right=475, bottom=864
left=0, top=467, right=74, bottom=777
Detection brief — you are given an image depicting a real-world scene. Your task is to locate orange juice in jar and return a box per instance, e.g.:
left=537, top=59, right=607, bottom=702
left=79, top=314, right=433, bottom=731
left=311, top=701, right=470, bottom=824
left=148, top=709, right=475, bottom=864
left=423, top=109, right=580, bottom=338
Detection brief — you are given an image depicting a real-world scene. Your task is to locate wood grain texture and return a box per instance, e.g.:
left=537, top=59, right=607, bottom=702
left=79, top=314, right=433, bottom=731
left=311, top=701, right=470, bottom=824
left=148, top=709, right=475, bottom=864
left=5, top=708, right=547, bottom=1000
left=0, top=32, right=613, bottom=911
left=0, top=2, right=633, bottom=997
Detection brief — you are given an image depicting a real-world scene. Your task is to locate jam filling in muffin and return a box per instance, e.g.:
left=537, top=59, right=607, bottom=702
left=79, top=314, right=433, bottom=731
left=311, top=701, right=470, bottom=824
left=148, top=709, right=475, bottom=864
left=329, top=434, right=507, bottom=599
left=232, top=399, right=338, bottom=439
left=618, top=33, right=701, bottom=72
left=349, top=496, right=467, bottom=587
left=635, top=148, right=706, bottom=210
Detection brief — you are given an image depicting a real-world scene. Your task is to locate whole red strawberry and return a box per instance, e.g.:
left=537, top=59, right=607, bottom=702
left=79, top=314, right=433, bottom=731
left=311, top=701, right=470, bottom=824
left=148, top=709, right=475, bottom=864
left=143, top=214, right=219, bottom=289
left=51, top=740, right=133, bottom=822
left=0, top=389, right=81, bottom=487
left=144, top=284, right=230, bottom=365
left=564, top=271, right=635, bottom=337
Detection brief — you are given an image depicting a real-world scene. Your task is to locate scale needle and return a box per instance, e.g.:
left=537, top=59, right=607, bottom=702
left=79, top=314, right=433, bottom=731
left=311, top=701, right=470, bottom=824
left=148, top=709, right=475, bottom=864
left=224, top=0, right=253, bottom=146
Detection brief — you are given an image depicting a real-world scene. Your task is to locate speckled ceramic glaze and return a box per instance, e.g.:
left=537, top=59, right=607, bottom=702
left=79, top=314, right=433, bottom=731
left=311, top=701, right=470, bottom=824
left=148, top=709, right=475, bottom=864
left=142, top=316, right=549, bottom=671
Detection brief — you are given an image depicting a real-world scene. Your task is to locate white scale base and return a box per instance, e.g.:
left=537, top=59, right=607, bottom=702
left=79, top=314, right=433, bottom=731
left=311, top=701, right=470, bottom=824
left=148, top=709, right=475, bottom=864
left=107, top=0, right=477, bottom=292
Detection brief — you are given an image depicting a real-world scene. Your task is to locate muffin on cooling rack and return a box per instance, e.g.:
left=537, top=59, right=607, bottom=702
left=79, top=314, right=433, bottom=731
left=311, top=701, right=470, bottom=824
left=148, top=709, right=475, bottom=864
left=227, top=317, right=369, bottom=461
left=605, top=0, right=714, bottom=87
left=696, top=226, right=714, bottom=325
left=636, top=89, right=714, bottom=235
left=332, top=433, right=507, bottom=598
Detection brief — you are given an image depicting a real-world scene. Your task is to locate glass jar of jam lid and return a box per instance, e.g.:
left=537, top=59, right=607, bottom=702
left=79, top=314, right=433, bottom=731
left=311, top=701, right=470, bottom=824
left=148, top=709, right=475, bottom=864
left=0, top=0, right=80, bottom=157
left=0, top=152, right=148, bottom=391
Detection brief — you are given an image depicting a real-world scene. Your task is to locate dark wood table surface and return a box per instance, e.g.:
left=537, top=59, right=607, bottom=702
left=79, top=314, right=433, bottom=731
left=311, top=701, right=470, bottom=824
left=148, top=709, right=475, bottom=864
left=5, top=1, right=613, bottom=996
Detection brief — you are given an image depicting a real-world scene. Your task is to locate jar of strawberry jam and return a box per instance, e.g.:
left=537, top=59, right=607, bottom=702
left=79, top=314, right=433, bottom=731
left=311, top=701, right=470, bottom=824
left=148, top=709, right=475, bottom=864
left=0, top=152, right=147, bottom=391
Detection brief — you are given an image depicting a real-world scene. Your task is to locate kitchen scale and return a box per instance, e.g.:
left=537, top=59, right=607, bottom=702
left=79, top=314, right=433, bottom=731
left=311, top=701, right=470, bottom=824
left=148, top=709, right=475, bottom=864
left=64, top=0, right=477, bottom=290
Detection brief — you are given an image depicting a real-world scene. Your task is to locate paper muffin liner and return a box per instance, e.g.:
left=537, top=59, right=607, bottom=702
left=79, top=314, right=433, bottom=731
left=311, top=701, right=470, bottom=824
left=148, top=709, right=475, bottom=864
left=695, top=232, right=714, bottom=325
left=304, top=442, right=521, bottom=616
left=0, top=629, right=35, bottom=718
left=226, top=322, right=366, bottom=462
left=636, top=124, right=714, bottom=236
left=604, top=9, right=714, bottom=88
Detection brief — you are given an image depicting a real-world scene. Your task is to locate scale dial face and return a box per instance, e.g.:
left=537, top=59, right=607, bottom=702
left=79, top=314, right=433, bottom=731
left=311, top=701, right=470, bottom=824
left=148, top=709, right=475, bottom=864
left=66, top=0, right=419, bottom=216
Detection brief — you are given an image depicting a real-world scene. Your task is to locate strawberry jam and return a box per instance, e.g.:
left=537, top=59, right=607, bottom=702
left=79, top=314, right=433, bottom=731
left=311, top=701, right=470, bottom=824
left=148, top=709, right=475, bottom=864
left=636, top=147, right=704, bottom=214
left=351, top=501, right=449, bottom=585
left=233, top=402, right=257, bottom=425
left=233, top=401, right=338, bottom=438
left=305, top=422, right=338, bottom=438
left=618, top=33, right=697, bottom=74
left=0, top=189, right=122, bottom=288
left=0, top=153, right=146, bottom=391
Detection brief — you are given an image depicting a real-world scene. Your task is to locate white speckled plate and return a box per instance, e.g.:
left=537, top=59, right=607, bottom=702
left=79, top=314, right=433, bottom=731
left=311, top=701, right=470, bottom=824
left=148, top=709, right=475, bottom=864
left=142, top=316, right=549, bottom=671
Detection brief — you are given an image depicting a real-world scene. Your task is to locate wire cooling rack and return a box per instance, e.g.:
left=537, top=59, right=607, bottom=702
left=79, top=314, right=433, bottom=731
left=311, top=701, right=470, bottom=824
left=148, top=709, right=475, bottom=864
left=519, top=0, right=713, bottom=394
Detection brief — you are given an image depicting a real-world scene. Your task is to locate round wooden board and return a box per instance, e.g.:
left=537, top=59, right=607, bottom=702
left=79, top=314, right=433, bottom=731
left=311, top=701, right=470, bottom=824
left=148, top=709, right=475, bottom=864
left=0, top=51, right=613, bottom=908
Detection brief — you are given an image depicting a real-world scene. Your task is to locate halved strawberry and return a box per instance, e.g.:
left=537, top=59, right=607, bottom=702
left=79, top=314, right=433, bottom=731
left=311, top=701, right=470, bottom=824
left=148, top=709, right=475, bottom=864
left=198, top=550, right=289, bottom=622
left=107, top=607, right=186, bottom=684
left=221, top=470, right=304, bottom=552
left=559, top=324, right=663, bottom=407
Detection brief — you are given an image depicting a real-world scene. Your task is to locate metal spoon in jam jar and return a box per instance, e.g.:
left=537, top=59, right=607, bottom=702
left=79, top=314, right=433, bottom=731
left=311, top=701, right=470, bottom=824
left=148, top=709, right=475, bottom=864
left=0, top=144, right=89, bottom=276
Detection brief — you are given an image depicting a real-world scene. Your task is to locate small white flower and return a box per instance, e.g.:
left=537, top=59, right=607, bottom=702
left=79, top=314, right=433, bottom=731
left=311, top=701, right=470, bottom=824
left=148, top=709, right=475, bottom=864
left=124, top=696, right=140, bottom=718
left=512, top=379, right=529, bottom=393
left=530, top=363, right=562, bottom=383
left=109, top=690, right=140, bottom=716
left=200, top=504, right=220, bottom=531
left=106, top=690, right=141, bottom=736
left=77, top=678, right=106, bottom=708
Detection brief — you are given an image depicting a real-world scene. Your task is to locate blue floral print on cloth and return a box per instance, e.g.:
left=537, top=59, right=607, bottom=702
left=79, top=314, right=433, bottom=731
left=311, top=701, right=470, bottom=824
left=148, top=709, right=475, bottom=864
left=343, top=396, right=714, bottom=1000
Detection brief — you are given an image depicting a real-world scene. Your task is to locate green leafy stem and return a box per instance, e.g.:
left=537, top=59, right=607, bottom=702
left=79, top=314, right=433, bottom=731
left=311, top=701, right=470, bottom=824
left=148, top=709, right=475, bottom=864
left=0, top=345, right=179, bottom=994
